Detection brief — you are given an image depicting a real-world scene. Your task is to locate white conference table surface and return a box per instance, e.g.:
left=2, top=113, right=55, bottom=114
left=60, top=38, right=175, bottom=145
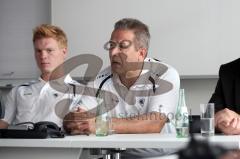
left=0, top=134, right=240, bottom=159
left=0, top=133, right=239, bottom=149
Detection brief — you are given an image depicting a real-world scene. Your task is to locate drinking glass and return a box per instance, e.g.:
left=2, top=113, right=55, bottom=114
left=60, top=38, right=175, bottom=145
left=200, top=103, right=215, bottom=137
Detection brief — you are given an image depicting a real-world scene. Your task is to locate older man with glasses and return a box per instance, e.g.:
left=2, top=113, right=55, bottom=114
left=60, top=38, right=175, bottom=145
left=64, top=18, right=180, bottom=158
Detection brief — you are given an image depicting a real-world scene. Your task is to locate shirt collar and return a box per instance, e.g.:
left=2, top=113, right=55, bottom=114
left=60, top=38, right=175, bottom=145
left=38, top=74, right=73, bottom=84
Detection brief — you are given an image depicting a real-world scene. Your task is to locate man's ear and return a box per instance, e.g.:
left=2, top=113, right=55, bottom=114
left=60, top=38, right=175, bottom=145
left=139, top=47, right=147, bottom=59
left=62, top=47, right=68, bottom=58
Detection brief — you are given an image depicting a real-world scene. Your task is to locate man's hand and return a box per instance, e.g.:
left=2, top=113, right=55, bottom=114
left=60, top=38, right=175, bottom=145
left=217, top=117, right=240, bottom=135
left=215, top=108, right=240, bottom=134
left=63, top=108, right=96, bottom=135
left=0, top=120, right=8, bottom=129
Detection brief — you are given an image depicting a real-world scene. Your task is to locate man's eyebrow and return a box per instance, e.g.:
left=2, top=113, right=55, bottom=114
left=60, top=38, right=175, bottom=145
left=34, top=48, right=41, bottom=51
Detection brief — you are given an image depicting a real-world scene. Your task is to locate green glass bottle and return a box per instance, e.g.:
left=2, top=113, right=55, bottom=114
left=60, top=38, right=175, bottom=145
left=95, top=97, right=109, bottom=136
left=175, top=89, right=189, bottom=138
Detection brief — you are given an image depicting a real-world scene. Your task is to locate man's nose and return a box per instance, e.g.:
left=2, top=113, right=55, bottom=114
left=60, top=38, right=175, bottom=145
left=109, top=46, right=121, bottom=56
left=39, top=51, right=48, bottom=59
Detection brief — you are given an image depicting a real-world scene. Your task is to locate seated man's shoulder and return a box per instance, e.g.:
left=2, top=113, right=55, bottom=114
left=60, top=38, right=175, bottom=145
left=220, top=58, right=240, bottom=77
left=222, top=58, right=240, bottom=70
left=95, top=66, right=112, bottom=84
left=146, top=57, right=179, bottom=78
left=15, top=80, right=39, bottom=89
left=5, top=80, right=40, bottom=97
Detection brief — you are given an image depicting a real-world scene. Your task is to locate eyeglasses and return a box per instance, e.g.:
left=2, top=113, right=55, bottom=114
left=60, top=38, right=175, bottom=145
left=104, top=40, right=132, bottom=51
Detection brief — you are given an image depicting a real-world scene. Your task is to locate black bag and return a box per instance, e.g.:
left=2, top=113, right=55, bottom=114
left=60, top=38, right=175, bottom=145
left=0, top=121, right=65, bottom=139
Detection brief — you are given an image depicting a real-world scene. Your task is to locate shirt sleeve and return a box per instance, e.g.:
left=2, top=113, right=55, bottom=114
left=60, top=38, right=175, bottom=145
left=209, top=65, right=225, bottom=113
left=2, top=87, right=18, bottom=124
left=148, top=67, right=180, bottom=117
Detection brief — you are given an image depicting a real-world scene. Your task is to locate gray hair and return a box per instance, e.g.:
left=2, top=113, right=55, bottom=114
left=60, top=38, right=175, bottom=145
left=114, top=18, right=150, bottom=51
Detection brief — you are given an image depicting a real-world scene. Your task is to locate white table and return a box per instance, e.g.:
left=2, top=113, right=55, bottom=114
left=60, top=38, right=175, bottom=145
left=0, top=134, right=239, bottom=159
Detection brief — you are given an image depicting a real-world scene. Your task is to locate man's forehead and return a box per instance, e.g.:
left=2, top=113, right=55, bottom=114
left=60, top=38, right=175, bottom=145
left=111, top=29, right=135, bottom=41
left=34, top=38, right=58, bottom=48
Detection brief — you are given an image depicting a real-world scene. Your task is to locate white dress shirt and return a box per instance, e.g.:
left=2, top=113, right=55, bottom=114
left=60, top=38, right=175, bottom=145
left=81, top=58, right=180, bottom=134
left=3, top=75, right=83, bottom=127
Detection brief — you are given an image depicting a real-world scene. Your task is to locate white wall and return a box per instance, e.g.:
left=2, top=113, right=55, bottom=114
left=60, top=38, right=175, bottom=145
left=51, top=0, right=240, bottom=77
left=0, top=0, right=50, bottom=79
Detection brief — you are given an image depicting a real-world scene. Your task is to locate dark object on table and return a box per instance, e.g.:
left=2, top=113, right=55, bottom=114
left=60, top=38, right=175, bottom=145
left=0, top=121, right=64, bottom=138
left=189, top=115, right=201, bottom=133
